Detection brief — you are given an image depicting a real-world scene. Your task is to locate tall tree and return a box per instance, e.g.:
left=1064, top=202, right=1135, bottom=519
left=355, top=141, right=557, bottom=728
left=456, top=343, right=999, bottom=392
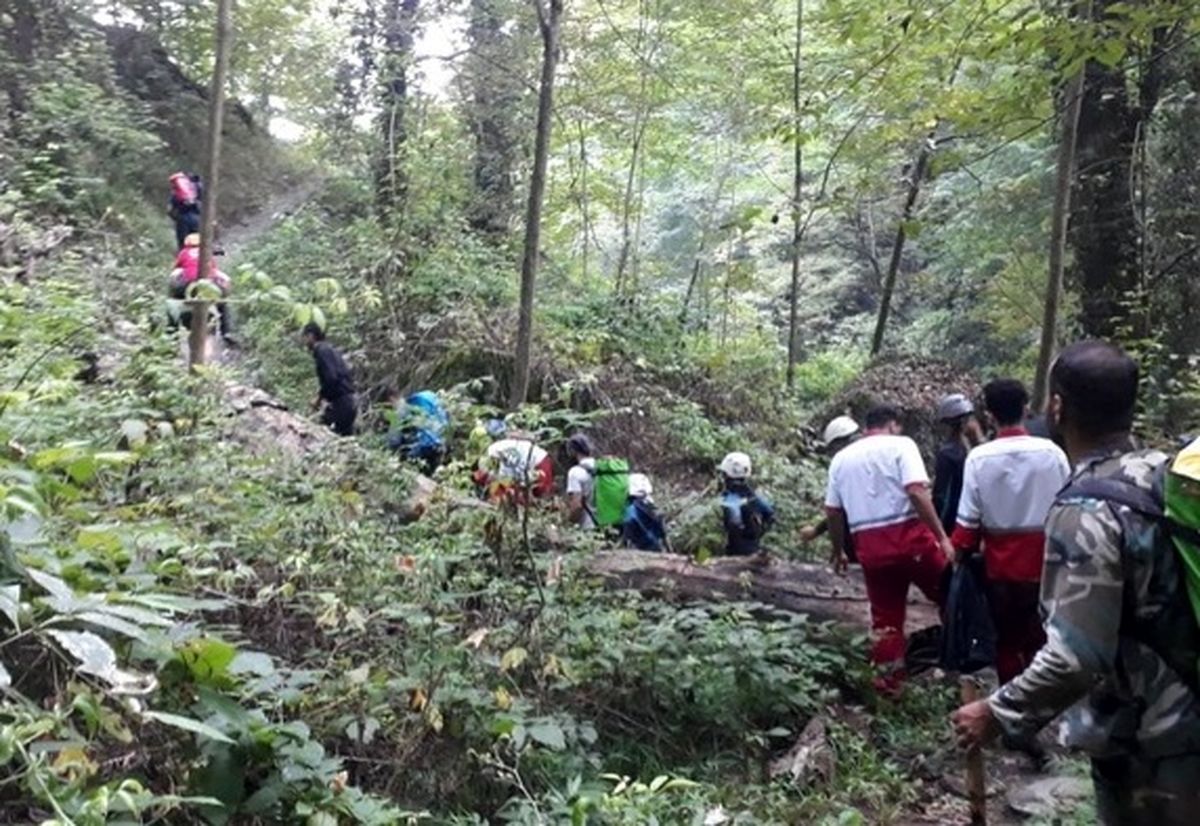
left=464, top=0, right=523, bottom=239
left=1033, top=64, right=1087, bottom=410
left=869, top=140, right=930, bottom=357
left=1071, top=0, right=1180, bottom=338
left=189, top=0, right=233, bottom=370
left=375, top=0, right=420, bottom=219
left=509, top=0, right=563, bottom=409
left=785, top=0, right=803, bottom=389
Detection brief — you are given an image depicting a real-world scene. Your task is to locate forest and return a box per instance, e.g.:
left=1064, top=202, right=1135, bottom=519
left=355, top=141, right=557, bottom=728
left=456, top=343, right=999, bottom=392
left=3, top=0, right=1200, bottom=823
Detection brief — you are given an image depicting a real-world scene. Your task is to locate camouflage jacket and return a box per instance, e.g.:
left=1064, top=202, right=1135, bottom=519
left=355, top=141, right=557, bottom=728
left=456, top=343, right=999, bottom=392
left=988, top=442, right=1200, bottom=758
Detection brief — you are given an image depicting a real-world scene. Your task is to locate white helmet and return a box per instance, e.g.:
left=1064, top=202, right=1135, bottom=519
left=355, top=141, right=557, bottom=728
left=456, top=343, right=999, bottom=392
left=719, top=451, right=753, bottom=480
left=822, top=415, right=859, bottom=445
left=628, top=473, right=653, bottom=499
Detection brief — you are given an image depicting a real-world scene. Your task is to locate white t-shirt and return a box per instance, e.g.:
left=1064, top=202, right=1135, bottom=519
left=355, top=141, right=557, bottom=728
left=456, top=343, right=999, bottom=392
left=825, top=433, right=935, bottom=563
left=566, top=458, right=596, bottom=528
left=956, top=434, right=1070, bottom=534
left=487, top=438, right=548, bottom=484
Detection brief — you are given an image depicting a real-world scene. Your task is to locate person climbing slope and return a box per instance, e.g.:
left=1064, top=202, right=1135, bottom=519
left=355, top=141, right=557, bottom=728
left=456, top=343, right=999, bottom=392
left=622, top=473, right=669, bottom=552
left=953, top=342, right=1200, bottom=825
left=473, top=420, right=554, bottom=504
left=718, top=451, right=775, bottom=556
left=564, top=434, right=598, bottom=529
left=951, top=378, right=1069, bottom=685
left=386, top=389, right=449, bottom=474
left=168, top=171, right=203, bottom=250
left=799, top=415, right=860, bottom=562
left=168, top=233, right=234, bottom=343
left=825, top=403, right=952, bottom=692
left=933, top=393, right=985, bottom=536
left=302, top=321, right=356, bottom=437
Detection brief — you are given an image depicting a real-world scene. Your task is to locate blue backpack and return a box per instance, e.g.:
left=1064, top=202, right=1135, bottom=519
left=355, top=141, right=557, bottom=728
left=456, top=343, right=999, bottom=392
left=623, top=498, right=667, bottom=552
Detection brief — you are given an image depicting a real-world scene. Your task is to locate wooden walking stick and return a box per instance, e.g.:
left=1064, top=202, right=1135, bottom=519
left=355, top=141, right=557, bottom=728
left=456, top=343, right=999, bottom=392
left=960, top=676, right=988, bottom=825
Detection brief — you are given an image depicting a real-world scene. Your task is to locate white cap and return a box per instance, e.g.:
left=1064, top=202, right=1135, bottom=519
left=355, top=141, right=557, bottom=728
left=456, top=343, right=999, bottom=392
left=719, top=452, right=752, bottom=480
left=822, top=415, right=859, bottom=445
left=628, top=473, right=653, bottom=498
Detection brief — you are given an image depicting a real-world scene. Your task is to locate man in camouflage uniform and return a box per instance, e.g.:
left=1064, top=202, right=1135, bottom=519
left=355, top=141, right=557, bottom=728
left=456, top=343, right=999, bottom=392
left=952, top=341, right=1200, bottom=825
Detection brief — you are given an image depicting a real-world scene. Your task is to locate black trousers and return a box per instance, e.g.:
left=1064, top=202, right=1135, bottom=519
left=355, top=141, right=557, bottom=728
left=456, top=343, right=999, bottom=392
left=323, top=395, right=357, bottom=437
left=174, top=211, right=200, bottom=249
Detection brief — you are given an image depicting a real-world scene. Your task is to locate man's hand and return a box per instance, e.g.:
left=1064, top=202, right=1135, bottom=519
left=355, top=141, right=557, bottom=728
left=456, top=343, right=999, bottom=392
left=951, top=699, right=1000, bottom=750
left=310, top=395, right=322, bottom=412
left=830, top=547, right=848, bottom=575
left=938, top=535, right=955, bottom=564
left=799, top=524, right=820, bottom=543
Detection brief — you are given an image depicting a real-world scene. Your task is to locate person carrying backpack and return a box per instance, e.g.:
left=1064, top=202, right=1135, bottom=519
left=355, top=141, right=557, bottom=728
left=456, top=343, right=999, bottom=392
left=718, top=452, right=775, bottom=556
left=168, top=233, right=234, bottom=343
left=622, top=473, right=669, bottom=552
left=385, top=390, right=450, bottom=474
left=953, top=341, right=1200, bottom=825
left=799, top=415, right=860, bottom=565
left=168, top=171, right=203, bottom=250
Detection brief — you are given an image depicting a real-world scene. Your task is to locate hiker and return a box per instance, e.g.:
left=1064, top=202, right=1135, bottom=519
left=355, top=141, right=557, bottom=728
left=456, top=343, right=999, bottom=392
left=565, top=434, right=598, bottom=528
left=168, top=233, right=234, bottom=342
left=825, top=404, right=953, bottom=692
left=303, top=321, right=356, bottom=437
left=168, top=171, right=203, bottom=250
left=718, top=451, right=775, bottom=556
left=933, top=393, right=985, bottom=536
left=951, top=379, right=1069, bottom=684
left=474, top=424, right=553, bottom=504
left=385, top=389, right=449, bottom=474
left=623, top=473, right=669, bottom=552
left=799, top=415, right=860, bottom=550
left=953, top=342, right=1200, bottom=825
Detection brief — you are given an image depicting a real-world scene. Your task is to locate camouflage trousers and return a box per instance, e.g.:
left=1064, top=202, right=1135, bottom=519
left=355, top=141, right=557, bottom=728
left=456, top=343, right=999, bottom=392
left=1092, top=752, right=1200, bottom=825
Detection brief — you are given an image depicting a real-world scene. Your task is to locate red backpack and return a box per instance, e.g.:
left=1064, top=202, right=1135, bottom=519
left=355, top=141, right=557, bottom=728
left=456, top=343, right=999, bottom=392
left=169, top=172, right=198, bottom=206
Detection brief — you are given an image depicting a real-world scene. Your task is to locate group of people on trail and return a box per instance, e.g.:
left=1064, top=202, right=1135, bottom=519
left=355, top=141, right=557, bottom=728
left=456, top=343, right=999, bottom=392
left=164, top=171, right=235, bottom=344
left=295, top=324, right=781, bottom=557
left=815, top=340, right=1200, bottom=824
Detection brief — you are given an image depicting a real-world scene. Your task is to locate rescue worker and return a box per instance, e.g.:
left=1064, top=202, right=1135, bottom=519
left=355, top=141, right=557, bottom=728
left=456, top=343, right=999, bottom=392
left=951, top=379, right=1069, bottom=683
left=953, top=341, right=1200, bottom=824
left=825, top=404, right=952, bottom=692
left=303, top=321, right=356, bottom=437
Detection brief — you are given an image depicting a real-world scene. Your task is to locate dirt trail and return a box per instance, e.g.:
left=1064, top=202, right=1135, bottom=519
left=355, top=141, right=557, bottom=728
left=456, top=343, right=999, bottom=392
left=218, top=178, right=321, bottom=261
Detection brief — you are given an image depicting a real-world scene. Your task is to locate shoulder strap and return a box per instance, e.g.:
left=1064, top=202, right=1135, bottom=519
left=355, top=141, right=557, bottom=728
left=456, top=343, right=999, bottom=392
left=1058, top=476, right=1163, bottom=520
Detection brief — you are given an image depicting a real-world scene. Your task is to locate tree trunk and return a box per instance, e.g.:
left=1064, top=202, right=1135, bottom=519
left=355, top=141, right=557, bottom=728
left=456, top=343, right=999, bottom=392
left=466, top=0, right=519, bottom=238
left=583, top=551, right=938, bottom=631
left=509, top=0, right=563, bottom=409
left=189, top=0, right=233, bottom=371
left=785, top=0, right=804, bottom=388
left=1033, top=65, right=1087, bottom=411
left=869, top=143, right=930, bottom=357
left=375, top=0, right=420, bottom=220
left=1071, top=2, right=1174, bottom=339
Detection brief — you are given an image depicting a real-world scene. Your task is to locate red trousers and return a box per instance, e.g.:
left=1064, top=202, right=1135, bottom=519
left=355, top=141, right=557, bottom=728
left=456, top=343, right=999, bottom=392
left=987, top=579, right=1045, bottom=684
left=861, top=546, right=948, bottom=679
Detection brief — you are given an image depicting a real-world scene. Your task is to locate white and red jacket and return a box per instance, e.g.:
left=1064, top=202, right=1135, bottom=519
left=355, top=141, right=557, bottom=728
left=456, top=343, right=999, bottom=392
left=951, top=427, right=1069, bottom=582
left=825, top=432, right=939, bottom=565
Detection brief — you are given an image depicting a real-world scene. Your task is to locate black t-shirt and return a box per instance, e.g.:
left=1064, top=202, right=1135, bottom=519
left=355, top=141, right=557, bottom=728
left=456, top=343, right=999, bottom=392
left=932, top=440, right=968, bottom=535
left=312, top=341, right=355, bottom=401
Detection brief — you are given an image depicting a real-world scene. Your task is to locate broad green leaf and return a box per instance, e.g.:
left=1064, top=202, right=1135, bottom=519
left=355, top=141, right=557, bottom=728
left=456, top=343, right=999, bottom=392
left=46, top=629, right=156, bottom=694
left=27, top=568, right=74, bottom=602
left=527, top=723, right=566, bottom=750
left=119, top=419, right=149, bottom=448
left=74, top=611, right=151, bottom=642
left=142, top=710, right=234, bottom=744
left=229, top=651, right=275, bottom=677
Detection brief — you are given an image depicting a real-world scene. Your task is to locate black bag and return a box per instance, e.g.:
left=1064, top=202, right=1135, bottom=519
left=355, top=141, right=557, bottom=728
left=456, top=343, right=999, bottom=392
left=939, top=554, right=996, bottom=674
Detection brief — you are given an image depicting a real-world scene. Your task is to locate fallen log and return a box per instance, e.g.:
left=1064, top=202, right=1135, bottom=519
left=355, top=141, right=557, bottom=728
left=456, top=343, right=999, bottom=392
left=582, top=551, right=938, bottom=632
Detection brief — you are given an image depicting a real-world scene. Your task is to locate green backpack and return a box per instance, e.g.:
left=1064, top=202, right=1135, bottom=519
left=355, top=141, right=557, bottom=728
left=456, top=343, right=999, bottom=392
left=1166, top=438, right=1200, bottom=641
left=590, top=457, right=630, bottom=528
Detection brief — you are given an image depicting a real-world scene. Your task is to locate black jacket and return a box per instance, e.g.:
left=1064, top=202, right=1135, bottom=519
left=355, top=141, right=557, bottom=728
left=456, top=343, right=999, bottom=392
left=312, top=341, right=355, bottom=401
left=932, top=440, right=967, bottom=535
